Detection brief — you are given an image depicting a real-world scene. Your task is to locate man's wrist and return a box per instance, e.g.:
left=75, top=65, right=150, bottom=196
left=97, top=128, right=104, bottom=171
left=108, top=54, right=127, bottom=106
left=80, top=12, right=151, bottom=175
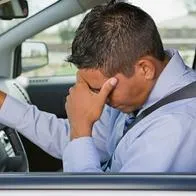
left=0, top=91, right=7, bottom=109
left=71, top=127, right=92, bottom=140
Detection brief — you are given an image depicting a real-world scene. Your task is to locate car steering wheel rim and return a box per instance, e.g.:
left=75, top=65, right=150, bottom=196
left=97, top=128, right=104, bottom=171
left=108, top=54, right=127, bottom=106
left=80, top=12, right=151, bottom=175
left=0, top=125, right=29, bottom=172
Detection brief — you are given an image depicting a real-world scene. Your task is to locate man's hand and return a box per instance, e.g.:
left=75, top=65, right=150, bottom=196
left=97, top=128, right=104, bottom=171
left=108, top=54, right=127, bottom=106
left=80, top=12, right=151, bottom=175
left=65, top=75, right=117, bottom=140
left=0, top=91, right=7, bottom=109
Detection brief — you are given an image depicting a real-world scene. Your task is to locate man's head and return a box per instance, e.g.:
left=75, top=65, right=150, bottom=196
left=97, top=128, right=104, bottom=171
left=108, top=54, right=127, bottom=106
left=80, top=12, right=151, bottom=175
left=68, top=1, right=168, bottom=113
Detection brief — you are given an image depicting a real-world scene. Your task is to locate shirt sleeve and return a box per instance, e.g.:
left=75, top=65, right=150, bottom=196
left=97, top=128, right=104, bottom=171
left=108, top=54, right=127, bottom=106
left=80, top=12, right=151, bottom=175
left=91, top=105, right=118, bottom=163
left=63, top=137, right=103, bottom=172
left=62, top=107, right=121, bottom=172
left=0, top=95, right=70, bottom=159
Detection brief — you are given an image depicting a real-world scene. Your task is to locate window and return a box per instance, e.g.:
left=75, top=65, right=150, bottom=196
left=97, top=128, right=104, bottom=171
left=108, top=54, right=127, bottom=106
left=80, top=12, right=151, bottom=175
left=131, top=0, right=196, bottom=67
left=21, top=0, right=196, bottom=78
left=21, top=13, right=87, bottom=77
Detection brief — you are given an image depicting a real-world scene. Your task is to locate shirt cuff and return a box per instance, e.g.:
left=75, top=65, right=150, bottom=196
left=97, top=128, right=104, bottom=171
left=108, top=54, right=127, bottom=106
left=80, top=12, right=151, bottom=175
left=63, top=137, right=102, bottom=172
left=0, top=95, right=28, bottom=128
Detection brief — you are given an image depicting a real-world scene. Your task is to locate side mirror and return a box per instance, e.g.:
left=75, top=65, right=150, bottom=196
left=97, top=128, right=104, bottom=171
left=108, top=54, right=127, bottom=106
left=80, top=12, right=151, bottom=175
left=22, top=41, right=49, bottom=73
left=0, top=0, right=28, bottom=20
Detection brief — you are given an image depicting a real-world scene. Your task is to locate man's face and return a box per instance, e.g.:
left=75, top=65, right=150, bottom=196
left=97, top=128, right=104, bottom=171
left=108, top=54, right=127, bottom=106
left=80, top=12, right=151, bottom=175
left=78, top=67, right=151, bottom=113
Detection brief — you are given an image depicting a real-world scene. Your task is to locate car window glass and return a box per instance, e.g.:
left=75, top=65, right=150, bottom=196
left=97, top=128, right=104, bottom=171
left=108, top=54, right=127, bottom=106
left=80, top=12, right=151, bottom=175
left=21, top=0, right=196, bottom=78
left=131, top=0, right=196, bottom=67
left=21, top=12, right=87, bottom=77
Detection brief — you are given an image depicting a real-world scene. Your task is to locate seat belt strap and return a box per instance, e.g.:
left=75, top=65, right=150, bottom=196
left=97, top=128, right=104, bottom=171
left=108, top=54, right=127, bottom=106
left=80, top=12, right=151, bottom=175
left=123, top=81, right=196, bottom=136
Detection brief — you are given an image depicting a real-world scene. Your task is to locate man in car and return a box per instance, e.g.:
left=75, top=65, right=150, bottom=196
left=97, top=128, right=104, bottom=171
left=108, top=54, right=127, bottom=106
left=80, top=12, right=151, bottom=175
left=1, top=1, right=196, bottom=172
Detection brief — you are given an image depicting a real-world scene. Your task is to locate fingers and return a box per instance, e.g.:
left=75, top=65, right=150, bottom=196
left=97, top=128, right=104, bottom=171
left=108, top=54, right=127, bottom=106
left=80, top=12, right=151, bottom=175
left=98, top=77, right=117, bottom=103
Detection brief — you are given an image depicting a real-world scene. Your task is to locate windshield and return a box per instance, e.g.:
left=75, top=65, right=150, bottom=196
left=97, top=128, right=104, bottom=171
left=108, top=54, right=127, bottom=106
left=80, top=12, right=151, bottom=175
left=0, top=0, right=58, bottom=35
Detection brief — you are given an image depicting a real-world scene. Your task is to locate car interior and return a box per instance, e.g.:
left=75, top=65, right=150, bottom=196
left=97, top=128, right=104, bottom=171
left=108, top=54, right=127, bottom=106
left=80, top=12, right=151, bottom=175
left=0, top=0, right=109, bottom=172
left=0, top=0, right=196, bottom=192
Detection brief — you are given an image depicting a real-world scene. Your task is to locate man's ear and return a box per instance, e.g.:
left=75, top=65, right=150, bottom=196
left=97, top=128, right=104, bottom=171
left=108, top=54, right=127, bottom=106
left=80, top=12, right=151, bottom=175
left=135, top=56, right=156, bottom=80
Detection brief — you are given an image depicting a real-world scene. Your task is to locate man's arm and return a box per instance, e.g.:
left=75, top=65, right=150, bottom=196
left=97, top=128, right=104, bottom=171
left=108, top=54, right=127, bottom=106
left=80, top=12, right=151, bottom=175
left=63, top=73, right=118, bottom=172
left=65, top=74, right=117, bottom=140
left=63, top=137, right=103, bottom=172
left=0, top=90, right=115, bottom=162
left=0, top=90, right=70, bottom=159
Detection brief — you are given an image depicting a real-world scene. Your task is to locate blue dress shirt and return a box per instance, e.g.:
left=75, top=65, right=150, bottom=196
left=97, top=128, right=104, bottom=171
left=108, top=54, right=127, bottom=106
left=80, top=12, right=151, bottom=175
left=1, top=49, right=196, bottom=172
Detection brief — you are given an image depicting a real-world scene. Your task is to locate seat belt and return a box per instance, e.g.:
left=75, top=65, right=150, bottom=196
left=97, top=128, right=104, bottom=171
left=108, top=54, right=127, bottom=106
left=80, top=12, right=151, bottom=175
left=102, top=81, right=196, bottom=171
left=123, top=81, right=196, bottom=136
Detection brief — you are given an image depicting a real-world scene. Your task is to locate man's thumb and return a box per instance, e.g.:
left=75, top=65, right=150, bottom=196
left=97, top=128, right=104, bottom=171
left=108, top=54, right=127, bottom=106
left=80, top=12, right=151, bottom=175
left=98, top=77, right=117, bottom=102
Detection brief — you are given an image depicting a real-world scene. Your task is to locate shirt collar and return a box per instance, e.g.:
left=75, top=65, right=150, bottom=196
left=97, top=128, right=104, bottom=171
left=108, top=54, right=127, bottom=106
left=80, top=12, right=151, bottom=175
left=141, top=49, right=189, bottom=112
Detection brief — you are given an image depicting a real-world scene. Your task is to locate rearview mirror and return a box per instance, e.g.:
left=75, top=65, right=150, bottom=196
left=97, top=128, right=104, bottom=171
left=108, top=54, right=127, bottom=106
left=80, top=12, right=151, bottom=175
left=22, top=41, right=49, bottom=73
left=0, top=0, right=28, bottom=19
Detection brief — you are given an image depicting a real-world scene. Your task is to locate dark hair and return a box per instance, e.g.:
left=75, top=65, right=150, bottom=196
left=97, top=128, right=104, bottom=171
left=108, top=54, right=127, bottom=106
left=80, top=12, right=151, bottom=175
left=67, top=1, right=165, bottom=77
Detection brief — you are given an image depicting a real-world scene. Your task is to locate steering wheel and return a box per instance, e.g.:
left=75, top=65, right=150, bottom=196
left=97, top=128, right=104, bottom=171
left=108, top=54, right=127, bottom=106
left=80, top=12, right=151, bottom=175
left=0, top=124, right=29, bottom=172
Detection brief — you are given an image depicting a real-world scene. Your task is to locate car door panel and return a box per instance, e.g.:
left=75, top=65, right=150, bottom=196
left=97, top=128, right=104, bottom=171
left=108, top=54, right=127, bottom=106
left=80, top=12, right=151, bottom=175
left=17, top=76, right=75, bottom=171
left=26, top=76, right=75, bottom=118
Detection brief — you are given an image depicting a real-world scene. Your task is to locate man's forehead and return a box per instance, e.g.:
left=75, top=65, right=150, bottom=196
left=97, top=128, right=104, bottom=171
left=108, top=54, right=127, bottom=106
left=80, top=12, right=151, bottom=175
left=78, top=69, right=108, bottom=86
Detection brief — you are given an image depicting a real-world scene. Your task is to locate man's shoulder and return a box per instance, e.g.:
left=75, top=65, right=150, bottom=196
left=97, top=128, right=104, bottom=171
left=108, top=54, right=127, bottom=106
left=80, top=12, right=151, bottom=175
left=125, top=98, right=196, bottom=138
left=159, top=97, right=196, bottom=115
left=147, top=98, right=196, bottom=123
